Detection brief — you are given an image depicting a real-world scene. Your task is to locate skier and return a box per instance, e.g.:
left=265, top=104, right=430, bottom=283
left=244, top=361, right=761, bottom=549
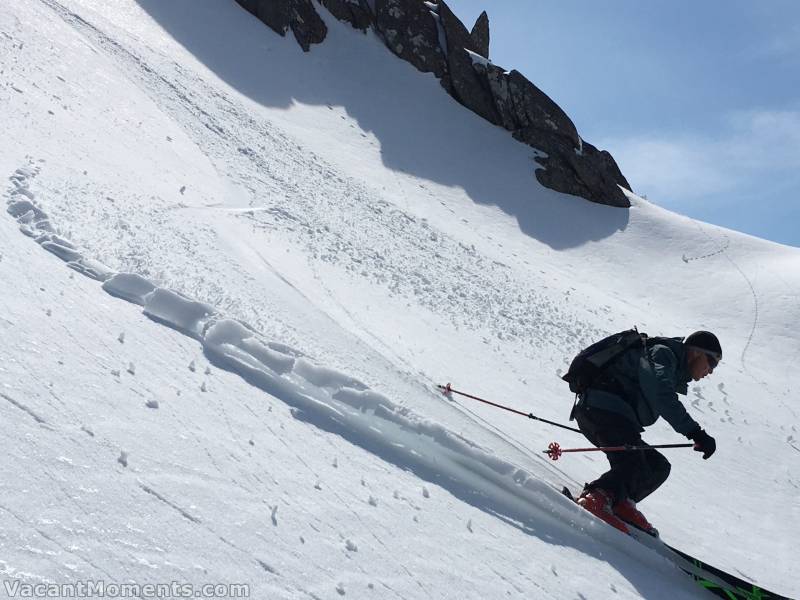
left=572, top=331, right=720, bottom=535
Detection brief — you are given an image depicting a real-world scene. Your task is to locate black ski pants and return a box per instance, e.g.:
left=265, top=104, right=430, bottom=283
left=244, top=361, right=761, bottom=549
left=574, top=405, right=671, bottom=503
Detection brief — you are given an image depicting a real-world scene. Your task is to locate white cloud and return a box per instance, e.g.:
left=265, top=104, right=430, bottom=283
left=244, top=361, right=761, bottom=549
left=599, top=110, right=800, bottom=203
left=725, top=109, right=800, bottom=170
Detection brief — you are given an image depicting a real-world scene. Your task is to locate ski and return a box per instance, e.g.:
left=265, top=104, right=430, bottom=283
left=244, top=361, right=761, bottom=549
left=561, top=487, right=791, bottom=600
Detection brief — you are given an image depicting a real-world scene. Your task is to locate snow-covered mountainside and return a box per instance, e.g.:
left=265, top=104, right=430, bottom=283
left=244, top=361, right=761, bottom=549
left=1, top=1, right=797, bottom=598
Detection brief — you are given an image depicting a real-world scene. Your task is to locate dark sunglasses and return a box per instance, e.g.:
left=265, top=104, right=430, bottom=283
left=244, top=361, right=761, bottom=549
left=705, top=352, right=720, bottom=369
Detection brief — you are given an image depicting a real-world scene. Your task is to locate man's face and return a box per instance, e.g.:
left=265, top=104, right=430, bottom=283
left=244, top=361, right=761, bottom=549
left=688, top=350, right=717, bottom=381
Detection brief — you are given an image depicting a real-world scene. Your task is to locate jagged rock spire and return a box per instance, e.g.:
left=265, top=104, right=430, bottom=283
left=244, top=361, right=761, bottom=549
left=470, top=11, right=489, bottom=59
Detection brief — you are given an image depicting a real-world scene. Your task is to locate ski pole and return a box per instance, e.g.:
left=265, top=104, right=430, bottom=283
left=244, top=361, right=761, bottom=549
left=544, top=441, right=693, bottom=461
left=438, top=383, right=582, bottom=434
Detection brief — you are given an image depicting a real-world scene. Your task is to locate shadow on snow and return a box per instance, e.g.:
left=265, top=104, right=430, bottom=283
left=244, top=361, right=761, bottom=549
left=134, top=0, right=630, bottom=251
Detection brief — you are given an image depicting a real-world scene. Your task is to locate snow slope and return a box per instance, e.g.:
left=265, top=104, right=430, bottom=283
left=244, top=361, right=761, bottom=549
left=1, top=0, right=797, bottom=598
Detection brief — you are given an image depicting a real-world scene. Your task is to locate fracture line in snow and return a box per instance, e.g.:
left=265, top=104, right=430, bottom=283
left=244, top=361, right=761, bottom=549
left=4, top=164, right=592, bottom=552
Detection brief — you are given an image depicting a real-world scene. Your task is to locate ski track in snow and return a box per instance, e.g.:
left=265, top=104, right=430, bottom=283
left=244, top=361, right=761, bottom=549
left=682, top=222, right=800, bottom=439
left=4, top=164, right=600, bottom=586
left=686, top=224, right=759, bottom=370
left=680, top=232, right=730, bottom=263
left=680, top=222, right=786, bottom=429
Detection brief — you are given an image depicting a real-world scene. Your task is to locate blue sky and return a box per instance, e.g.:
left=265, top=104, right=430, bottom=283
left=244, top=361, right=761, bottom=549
left=447, top=1, right=800, bottom=247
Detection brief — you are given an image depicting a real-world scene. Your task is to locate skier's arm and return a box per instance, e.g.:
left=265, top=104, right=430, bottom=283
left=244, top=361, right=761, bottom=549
left=640, top=345, right=699, bottom=435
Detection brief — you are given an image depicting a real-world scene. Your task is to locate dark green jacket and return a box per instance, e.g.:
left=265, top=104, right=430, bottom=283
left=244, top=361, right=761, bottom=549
left=578, top=337, right=699, bottom=435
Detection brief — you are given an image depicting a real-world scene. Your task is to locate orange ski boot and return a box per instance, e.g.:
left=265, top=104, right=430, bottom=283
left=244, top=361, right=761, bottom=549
left=613, top=498, right=659, bottom=537
left=577, top=488, right=630, bottom=534
left=578, top=488, right=630, bottom=533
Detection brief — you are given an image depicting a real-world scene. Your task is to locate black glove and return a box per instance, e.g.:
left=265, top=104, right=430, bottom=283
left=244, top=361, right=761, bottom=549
left=687, top=428, right=716, bottom=459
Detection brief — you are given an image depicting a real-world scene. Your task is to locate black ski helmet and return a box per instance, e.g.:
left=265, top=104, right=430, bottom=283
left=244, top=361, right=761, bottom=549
left=684, top=331, right=722, bottom=359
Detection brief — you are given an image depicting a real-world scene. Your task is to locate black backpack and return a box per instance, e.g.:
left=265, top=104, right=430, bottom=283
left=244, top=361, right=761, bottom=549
left=562, top=328, right=648, bottom=395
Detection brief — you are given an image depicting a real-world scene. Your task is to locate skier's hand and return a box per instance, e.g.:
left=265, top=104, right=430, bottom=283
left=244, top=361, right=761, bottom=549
left=688, top=428, right=716, bottom=459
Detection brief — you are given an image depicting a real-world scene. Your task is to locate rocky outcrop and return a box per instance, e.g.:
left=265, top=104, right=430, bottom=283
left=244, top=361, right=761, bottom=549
left=320, top=0, right=373, bottom=32
left=234, top=0, right=631, bottom=207
left=477, top=65, right=629, bottom=206
left=291, top=0, right=328, bottom=51
left=235, top=0, right=289, bottom=36
left=484, top=68, right=580, bottom=148
left=436, top=1, right=501, bottom=126
left=373, top=0, right=447, bottom=79
left=534, top=137, right=631, bottom=207
left=234, top=0, right=327, bottom=52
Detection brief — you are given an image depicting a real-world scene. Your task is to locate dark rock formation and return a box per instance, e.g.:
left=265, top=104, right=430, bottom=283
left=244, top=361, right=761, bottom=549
left=592, top=144, right=631, bottom=192
left=503, top=70, right=580, bottom=149
left=234, top=0, right=327, bottom=52
left=482, top=63, right=515, bottom=129
left=437, top=1, right=501, bottom=126
left=321, top=0, right=373, bottom=32
left=235, top=0, right=290, bottom=36
left=470, top=11, right=489, bottom=59
left=373, top=0, right=447, bottom=79
left=288, top=0, right=328, bottom=51
left=234, top=0, right=631, bottom=207
left=475, top=63, right=631, bottom=205
left=533, top=136, right=631, bottom=207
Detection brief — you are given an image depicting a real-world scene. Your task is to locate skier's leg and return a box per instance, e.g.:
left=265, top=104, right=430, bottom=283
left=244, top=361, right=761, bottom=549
left=607, top=446, right=666, bottom=535
left=573, top=406, right=649, bottom=533
left=629, top=447, right=671, bottom=502
left=594, top=443, right=646, bottom=501
left=574, top=406, right=642, bottom=502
